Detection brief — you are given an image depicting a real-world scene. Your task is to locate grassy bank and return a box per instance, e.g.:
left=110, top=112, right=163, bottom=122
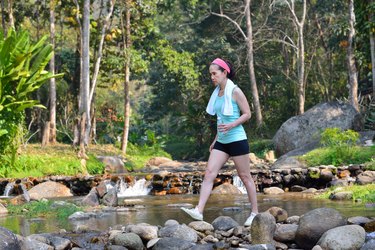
left=0, top=143, right=170, bottom=178
left=316, top=184, right=375, bottom=203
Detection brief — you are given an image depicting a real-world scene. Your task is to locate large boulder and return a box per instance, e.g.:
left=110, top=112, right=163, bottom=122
left=28, top=181, right=73, bottom=200
left=273, top=102, right=362, bottom=156
left=295, top=208, right=346, bottom=249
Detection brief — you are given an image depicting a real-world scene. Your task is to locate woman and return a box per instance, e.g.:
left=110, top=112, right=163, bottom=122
left=181, top=58, right=259, bottom=226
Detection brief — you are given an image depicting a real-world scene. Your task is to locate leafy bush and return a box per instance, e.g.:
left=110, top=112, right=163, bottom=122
left=317, top=184, right=375, bottom=203
left=319, top=128, right=360, bottom=165
left=0, top=29, right=62, bottom=170
left=250, top=139, right=274, bottom=158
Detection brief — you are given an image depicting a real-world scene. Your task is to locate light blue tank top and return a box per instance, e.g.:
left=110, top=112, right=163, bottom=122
left=214, top=95, right=247, bottom=144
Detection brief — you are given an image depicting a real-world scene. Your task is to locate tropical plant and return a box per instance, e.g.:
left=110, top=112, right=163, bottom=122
left=0, top=29, right=62, bottom=166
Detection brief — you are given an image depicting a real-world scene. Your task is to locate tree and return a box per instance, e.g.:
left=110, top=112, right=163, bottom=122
left=211, top=0, right=264, bottom=126
left=347, top=0, right=359, bottom=112
left=272, top=0, right=307, bottom=114
left=47, top=0, right=57, bottom=144
left=121, top=0, right=131, bottom=154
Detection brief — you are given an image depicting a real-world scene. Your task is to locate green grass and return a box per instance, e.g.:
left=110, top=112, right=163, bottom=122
left=125, top=142, right=171, bottom=170
left=0, top=142, right=171, bottom=178
left=316, top=184, right=375, bottom=203
left=299, top=145, right=375, bottom=167
left=7, top=199, right=82, bottom=221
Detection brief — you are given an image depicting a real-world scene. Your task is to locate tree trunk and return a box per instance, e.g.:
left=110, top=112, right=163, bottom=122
left=370, top=0, right=375, bottom=96
left=1, top=0, right=6, bottom=35
left=297, top=22, right=305, bottom=114
left=81, top=0, right=91, bottom=145
left=7, top=0, right=14, bottom=29
left=347, top=0, right=359, bottom=112
left=49, top=0, right=57, bottom=144
left=244, top=0, right=263, bottom=127
left=89, top=0, right=116, bottom=106
left=121, top=0, right=131, bottom=154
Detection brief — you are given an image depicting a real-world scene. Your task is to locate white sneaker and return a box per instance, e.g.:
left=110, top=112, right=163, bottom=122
left=244, top=212, right=257, bottom=226
left=181, top=206, right=203, bottom=221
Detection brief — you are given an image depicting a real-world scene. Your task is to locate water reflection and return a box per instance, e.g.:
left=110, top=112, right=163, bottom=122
left=0, top=192, right=374, bottom=236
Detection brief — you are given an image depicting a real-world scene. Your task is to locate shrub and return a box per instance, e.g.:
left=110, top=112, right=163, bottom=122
left=320, top=128, right=360, bottom=165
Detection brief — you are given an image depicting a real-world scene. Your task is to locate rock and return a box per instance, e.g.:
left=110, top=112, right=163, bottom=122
left=317, top=225, right=365, bottom=250
left=188, top=221, right=214, bottom=232
left=295, top=208, right=346, bottom=249
left=274, top=224, right=298, bottom=242
left=290, top=185, right=306, bottom=192
left=158, top=224, right=198, bottom=242
left=348, top=216, right=373, bottom=226
left=0, top=203, right=8, bottom=214
left=329, top=191, right=353, bottom=200
left=102, top=188, right=118, bottom=206
left=266, top=207, right=288, bottom=223
left=80, top=187, right=100, bottom=206
left=146, top=157, right=172, bottom=166
left=273, top=102, right=361, bottom=156
left=263, top=187, right=284, bottom=195
left=356, top=171, right=375, bottom=185
left=286, top=215, right=300, bottom=224
left=211, top=183, right=242, bottom=194
left=264, top=150, right=276, bottom=163
left=361, top=239, right=375, bottom=250
left=0, top=226, right=21, bottom=250
left=111, top=232, right=143, bottom=250
left=211, top=216, right=239, bottom=231
left=152, top=237, right=195, bottom=250
left=364, top=220, right=375, bottom=232
left=28, top=181, right=73, bottom=200
left=271, top=156, right=307, bottom=170
left=246, top=244, right=276, bottom=250
left=126, top=223, right=158, bottom=241
left=97, top=156, right=126, bottom=174
left=251, top=212, right=276, bottom=245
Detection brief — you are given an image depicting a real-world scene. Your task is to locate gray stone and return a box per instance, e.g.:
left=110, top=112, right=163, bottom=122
left=273, top=102, right=361, bottom=156
left=274, top=224, right=298, bottom=242
left=295, top=208, right=346, bottom=249
left=361, top=239, right=375, bottom=250
left=102, top=187, right=118, bottom=206
left=0, top=226, right=21, bottom=250
left=317, top=225, right=365, bottom=250
left=152, top=237, right=195, bottom=250
left=251, top=212, right=276, bottom=245
left=188, top=221, right=214, bottom=232
left=126, top=223, right=158, bottom=241
left=158, top=224, right=198, bottom=242
left=211, top=216, right=239, bottom=231
left=111, top=232, right=143, bottom=250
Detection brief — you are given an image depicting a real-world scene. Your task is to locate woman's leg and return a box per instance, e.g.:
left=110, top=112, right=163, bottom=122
left=196, top=149, right=229, bottom=213
left=232, top=154, right=258, bottom=213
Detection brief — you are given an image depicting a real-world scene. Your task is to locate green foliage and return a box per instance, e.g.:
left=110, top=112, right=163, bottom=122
left=317, top=184, right=375, bottom=203
left=300, top=145, right=375, bottom=167
left=250, top=139, right=274, bottom=158
left=318, top=128, right=360, bottom=165
left=0, top=29, right=62, bottom=169
left=0, top=144, right=105, bottom=178
left=7, top=199, right=82, bottom=221
left=125, top=142, right=171, bottom=170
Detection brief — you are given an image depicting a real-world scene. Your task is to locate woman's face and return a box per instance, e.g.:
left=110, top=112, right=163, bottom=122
left=209, top=64, right=227, bottom=86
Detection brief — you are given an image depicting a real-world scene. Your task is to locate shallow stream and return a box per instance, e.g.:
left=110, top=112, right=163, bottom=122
left=0, top=192, right=374, bottom=236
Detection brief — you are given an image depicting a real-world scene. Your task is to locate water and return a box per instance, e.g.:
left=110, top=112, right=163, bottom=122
left=0, top=192, right=374, bottom=236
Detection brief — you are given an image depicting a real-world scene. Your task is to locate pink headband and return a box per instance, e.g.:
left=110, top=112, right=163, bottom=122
left=211, top=58, right=230, bottom=73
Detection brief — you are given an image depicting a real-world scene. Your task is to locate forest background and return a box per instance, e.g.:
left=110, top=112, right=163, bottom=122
left=0, top=0, right=374, bottom=175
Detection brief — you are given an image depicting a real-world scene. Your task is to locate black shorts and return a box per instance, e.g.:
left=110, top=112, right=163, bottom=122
left=213, top=139, right=249, bottom=156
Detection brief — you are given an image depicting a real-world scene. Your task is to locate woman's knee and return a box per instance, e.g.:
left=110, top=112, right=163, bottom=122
left=204, top=169, right=217, bottom=181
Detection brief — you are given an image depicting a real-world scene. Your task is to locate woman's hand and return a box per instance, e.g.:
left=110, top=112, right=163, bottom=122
left=217, top=122, right=234, bottom=134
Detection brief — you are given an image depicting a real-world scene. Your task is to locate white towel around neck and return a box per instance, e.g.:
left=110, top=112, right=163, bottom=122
left=206, top=79, right=237, bottom=116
